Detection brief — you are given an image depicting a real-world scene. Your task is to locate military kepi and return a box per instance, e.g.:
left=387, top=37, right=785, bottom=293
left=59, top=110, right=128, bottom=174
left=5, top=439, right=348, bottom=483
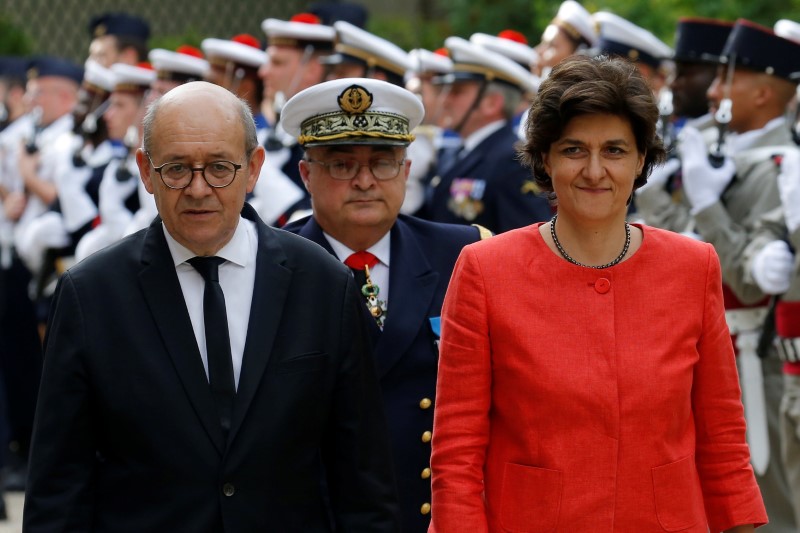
left=281, top=77, right=424, bottom=147
left=722, top=19, right=800, bottom=82
left=673, top=18, right=734, bottom=64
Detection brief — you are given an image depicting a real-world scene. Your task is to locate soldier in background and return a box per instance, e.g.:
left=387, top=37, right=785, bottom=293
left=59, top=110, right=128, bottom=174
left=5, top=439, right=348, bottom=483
left=201, top=34, right=267, bottom=141
left=0, top=56, right=81, bottom=494
left=677, top=20, right=800, bottom=531
left=592, top=11, right=674, bottom=95
left=87, top=12, right=150, bottom=68
left=73, top=63, right=155, bottom=262
left=252, top=14, right=336, bottom=226
left=423, top=37, right=550, bottom=232
left=532, top=0, right=597, bottom=79
left=635, top=18, right=734, bottom=232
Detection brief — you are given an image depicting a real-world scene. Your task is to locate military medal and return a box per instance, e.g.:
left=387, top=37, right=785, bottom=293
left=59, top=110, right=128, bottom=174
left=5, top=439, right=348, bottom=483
left=362, top=265, right=387, bottom=328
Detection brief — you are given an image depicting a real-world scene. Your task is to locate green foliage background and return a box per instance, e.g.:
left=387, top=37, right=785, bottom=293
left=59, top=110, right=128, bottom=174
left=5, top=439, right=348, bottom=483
left=372, top=0, right=800, bottom=51
left=1, top=0, right=800, bottom=59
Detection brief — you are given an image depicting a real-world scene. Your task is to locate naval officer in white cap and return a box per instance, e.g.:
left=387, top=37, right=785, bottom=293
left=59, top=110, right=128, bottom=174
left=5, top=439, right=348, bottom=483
left=281, top=77, right=488, bottom=533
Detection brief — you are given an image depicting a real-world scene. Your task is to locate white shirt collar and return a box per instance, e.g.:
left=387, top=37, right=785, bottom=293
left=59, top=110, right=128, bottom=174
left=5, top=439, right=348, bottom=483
left=163, top=215, right=254, bottom=268
left=463, top=119, right=506, bottom=155
left=324, top=229, right=392, bottom=267
left=728, top=116, right=786, bottom=153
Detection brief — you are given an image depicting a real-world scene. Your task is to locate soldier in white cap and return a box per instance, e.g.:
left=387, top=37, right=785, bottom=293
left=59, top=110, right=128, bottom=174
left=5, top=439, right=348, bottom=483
left=260, top=13, right=335, bottom=124
left=201, top=34, right=267, bottom=139
left=281, top=77, right=488, bottom=532
left=405, top=48, right=455, bottom=215
left=149, top=45, right=208, bottom=99
left=117, top=46, right=211, bottom=239
left=533, top=0, right=597, bottom=78
left=325, top=21, right=410, bottom=87
left=73, top=62, right=155, bottom=263
left=592, top=12, right=673, bottom=95
left=423, top=36, right=550, bottom=233
left=250, top=14, right=336, bottom=227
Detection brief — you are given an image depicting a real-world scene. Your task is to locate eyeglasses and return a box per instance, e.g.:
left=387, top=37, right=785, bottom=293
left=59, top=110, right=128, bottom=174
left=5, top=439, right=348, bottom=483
left=146, top=153, right=243, bottom=189
left=306, top=158, right=405, bottom=181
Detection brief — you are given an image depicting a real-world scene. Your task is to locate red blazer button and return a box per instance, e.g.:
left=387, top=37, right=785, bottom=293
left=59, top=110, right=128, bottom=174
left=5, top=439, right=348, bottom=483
left=594, top=278, right=611, bottom=294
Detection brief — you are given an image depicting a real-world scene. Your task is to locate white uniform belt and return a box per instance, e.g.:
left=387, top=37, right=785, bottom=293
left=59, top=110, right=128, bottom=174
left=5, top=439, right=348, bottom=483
left=725, top=307, right=768, bottom=335
left=776, top=337, right=800, bottom=364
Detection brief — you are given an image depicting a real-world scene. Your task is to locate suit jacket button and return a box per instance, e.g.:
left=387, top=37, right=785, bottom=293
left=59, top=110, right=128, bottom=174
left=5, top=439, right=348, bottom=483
left=421, top=467, right=431, bottom=479
left=421, top=503, right=431, bottom=515
left=419, top=398, right=432, bottom=409
left=222, top=483, right=235, bottom=497
left=421, top=430, right=432, bottom=443
left=594, top=278, right=611, bottom=294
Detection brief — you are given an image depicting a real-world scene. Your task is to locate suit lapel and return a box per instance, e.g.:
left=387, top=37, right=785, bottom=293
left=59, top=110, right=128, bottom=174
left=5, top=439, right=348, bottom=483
left=228, top=205, right=292, bottom=444
left=138, top=219, right=226, bottom=454
left=374, top=220, right=438, bottom=377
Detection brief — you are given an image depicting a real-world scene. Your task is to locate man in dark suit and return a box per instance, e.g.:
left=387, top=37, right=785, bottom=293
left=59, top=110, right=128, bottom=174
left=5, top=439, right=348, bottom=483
left=23, top=81, right=400, bottom=532
left=423, top=36, right=551, bottom=233
left=280, top=78, right=487, bottom=532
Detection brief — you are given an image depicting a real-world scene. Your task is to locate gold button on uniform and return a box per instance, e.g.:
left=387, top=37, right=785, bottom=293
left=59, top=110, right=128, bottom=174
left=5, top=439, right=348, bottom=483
left=421, top=467, right=431, bottom=479
left=222, top=483, right=235, bottom=497
left=421, top=503, right=431, bottom=515
left=421, top=430, right=432, bottom=443
left=419, top=398, right=432, bottom=409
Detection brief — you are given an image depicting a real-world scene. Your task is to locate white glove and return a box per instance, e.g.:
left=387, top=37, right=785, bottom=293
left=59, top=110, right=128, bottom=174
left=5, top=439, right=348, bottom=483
left=677, top=126, right=736, bottom=213
left=778, top=149, right=800, bottom=233
left=636, top=157, right=680, bottom=194
left=751, top=240, right=794, bottom=295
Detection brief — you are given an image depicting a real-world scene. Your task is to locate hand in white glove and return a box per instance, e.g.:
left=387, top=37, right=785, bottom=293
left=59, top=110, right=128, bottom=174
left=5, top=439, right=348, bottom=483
left=778, top=149, right=800, bottom=233
left=635, top=157, right=681, bottom=194
left=677, top=126, right=736, bottom=212
left=751, top=240, right=794, bottom=295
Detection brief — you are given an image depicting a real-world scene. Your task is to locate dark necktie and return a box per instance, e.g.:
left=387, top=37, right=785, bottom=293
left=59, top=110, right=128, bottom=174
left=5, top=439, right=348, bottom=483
left=188, top=256, right=235, bottom=437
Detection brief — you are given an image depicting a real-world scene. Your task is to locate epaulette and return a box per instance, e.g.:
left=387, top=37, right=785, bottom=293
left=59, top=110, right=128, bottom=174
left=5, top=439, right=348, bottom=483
left=471, top=224, right=493, bottom=240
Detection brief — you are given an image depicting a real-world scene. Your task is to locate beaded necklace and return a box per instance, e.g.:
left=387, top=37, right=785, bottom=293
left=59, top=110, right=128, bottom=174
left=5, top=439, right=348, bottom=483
left=549, top=213, right=630, bottom=269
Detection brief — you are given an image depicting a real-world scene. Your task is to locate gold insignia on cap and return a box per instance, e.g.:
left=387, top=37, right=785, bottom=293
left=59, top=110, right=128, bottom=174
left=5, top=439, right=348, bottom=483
left=628, top=49, right=639, bottom=61
left=94, top=23, right=108, bottom=37
left=338, top=85, right=373, bottom=114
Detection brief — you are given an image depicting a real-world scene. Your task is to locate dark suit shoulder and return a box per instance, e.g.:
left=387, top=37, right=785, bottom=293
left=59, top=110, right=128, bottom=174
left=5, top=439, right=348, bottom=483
left=267, top=224, right=349, bottom=275
left=280, top=215, right=311, bottom=235
left=396, top=214, right=482, bottom=250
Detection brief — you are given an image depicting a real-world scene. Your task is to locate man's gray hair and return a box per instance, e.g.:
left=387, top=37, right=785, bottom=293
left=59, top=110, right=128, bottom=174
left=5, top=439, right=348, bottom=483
left=486, top=81, right=523, bottom=120
left=141, top=93, right=259, bottom=158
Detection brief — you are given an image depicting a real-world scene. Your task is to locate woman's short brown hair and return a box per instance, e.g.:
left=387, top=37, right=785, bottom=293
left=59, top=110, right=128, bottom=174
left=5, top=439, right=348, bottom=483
left=519, top=55, right=666, bottom=193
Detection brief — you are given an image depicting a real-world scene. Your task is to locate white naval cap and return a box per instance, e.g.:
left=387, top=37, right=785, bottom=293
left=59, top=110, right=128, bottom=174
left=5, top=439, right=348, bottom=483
left=281, top=77, right=424, bottom=147
left=775, top=19, right=800, bottom=44
left=149, top=46, right=209, bottom=82
left=110, top=62, right=156, bottom=92
left=546, top=0, right=597, bottom=47
left=470, top=30, right=539, bottom=69
left=408, top=48, right=453, bottom=75
left=593, top=12, right=673, bottom=69
left=443, top=35, right=539, bottom=93
left=327, top=21, right=411, bottom=78
left=83, top=59, right=115, bottom=93
left=262, top=13, right=336, bottom=50
left=201, top=34, right=265, bottom=69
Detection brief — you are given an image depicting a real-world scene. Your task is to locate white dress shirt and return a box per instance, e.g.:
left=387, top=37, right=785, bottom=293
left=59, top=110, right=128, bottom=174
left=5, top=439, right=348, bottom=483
left=164, top=216, right=257, bottom=390
left=325, top=230, right=392, bottom=307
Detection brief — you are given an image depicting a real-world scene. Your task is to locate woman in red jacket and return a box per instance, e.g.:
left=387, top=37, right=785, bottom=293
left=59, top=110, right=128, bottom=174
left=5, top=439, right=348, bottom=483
left=429, top=55, right=767, bottom=532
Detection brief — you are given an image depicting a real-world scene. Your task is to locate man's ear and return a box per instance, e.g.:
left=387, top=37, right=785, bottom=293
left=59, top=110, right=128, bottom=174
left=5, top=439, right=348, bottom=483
left=246, top=146, right=266, bottom=194
left=136, top=148, right=154, bottom=194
